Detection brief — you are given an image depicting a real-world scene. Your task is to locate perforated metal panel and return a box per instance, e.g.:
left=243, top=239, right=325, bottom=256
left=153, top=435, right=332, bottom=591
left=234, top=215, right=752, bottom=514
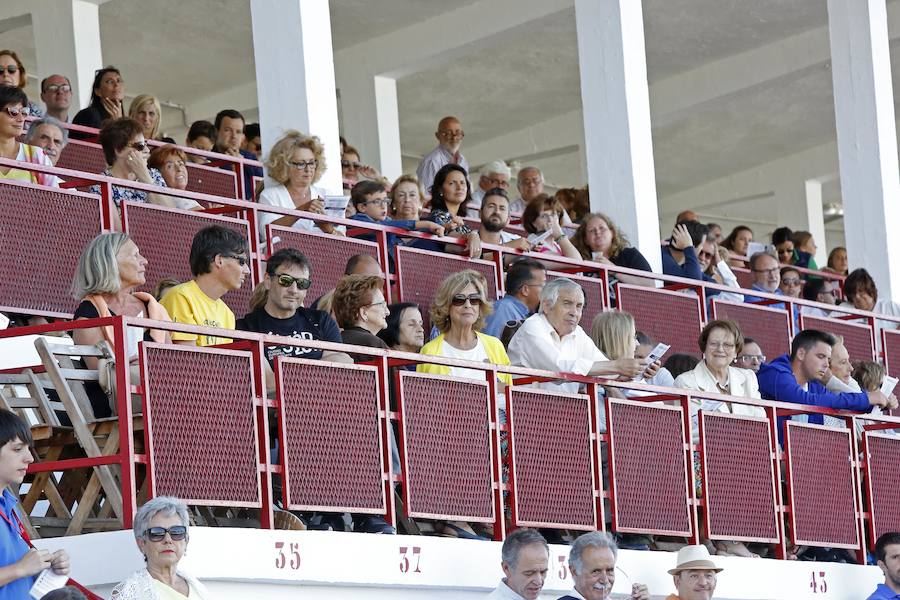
left=277, top=359, right=385, bottom=513
left=617, top=285, right=703, bottom=357
left=883, top=330, right=900, bottom=380
left=712, top=300, right=791, bottom=360
left=508, top=388, right=596, bottom=529
left=142, top=344, right=261, bottom=506
left=785, top=423, right=859, bottom=548
left=701, top=412, right=778, bottom=542
left=865, top=432, right=900, bottom=541
left=547, top=272, right=605, bottom=330
left=0, top=181, right=102, bottom=316
left=270, top=226, right=381, bottom=305
left=398, top=372, right=494, bottom=522
left=733, top=267, right=754, bottom=290
left=396, top=247, right=498, bottom=331
left=607, top=400, right=692, bottom=535
left=800, top=315, right=875, bottom=363
left=124, top=202, right=254, bottom=318
left=56, top=140, right=105, bottom=174
left=185, top=163, right=238, bottom=199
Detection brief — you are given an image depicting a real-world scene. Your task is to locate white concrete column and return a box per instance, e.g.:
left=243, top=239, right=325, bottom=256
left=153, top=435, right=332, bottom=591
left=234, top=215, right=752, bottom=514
left=337, top=73, right=403, bottom=181
left=31, top=0, right=104, bottom=112
left=827, top=0, right=900, bottom=298
left=803, top=179, right=828, bottom=267
left=250, top=0, right=341, bottom=193
left=574, top=0, right=662, bottom=272
left=772, top=178, right=828, bottom=266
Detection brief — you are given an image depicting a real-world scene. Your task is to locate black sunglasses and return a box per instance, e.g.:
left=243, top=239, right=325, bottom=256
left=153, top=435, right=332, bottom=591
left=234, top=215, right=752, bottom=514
left=272, top=273, right=311, bottom=289
left=145, top=525, right=187, bottom=542
left=451, top=293, right=482, bottom=307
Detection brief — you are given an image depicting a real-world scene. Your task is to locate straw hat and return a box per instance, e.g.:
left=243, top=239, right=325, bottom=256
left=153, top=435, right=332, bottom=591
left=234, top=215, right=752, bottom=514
left=667, top=545, right=724, bottom=575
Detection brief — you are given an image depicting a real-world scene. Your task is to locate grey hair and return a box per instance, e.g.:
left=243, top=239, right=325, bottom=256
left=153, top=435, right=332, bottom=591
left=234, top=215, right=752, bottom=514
left=71, top=232, right=133, bottom=299
left=501, top=528, right=548, bottom=569
left=569, top=531, right=618, bottom=572
left=539, top=277, right=584, bottom=313
left=133, top=496, right=190, bottom=541
left=480, top=159, right=511, bottom=178
left=518, top=165, right=543, bottom=181
left=26, top=116, right=69, bottom=146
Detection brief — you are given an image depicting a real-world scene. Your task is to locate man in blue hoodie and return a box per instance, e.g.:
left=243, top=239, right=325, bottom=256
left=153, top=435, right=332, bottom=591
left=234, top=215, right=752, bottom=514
left=757, top=330, right=896, bottom=440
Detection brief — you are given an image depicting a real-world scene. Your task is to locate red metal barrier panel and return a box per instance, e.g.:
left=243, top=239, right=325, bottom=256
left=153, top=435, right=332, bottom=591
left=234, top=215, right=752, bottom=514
left=185, top=163, right=238, bottom=200
left=607, top=399, right=692, bottom=536
left=396, top=247, right=499, bottom=331
left=0, top=181, right=102, bottom=316
left=785, top=422, right=860, bottom=548
left=276, top=358, right=386, bottom=514
left=799, top=314, right=875, bottom=363
left=700, top=412, right=779, bottom=542
left=398, top=372, right=495, bottom=522
left=141, top=343, right=261, bottom=507
left=56, top=140, right=105, bottom=174
left=547, top=271, right=606, bottom=331
left=508, top=388, right=597, bottom=530
left=733, top=267, right=754, bottom=290
left=711, top=300, right=791, bottom=361
left=883, top=330, right=900, bottom=380
left=269, top=226, right=381, bottom=306
left=864, top=432, right=900, bottom=544
left=617, top=284, right=703, bottom=357
left=123, top=202, right=255, bottom=319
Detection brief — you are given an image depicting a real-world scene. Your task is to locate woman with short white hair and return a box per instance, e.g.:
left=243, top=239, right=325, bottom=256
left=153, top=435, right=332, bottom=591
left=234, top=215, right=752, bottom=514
left=111, top=496, right=212, bottom=599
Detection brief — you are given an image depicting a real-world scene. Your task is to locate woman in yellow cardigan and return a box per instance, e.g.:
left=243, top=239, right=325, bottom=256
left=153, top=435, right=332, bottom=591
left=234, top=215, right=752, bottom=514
left=417, top=270, right=510, bottom=540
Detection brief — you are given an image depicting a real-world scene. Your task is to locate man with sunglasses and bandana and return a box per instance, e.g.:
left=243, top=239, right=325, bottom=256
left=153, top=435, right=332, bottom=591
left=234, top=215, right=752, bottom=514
left=237, top=248, right=351, bottom=365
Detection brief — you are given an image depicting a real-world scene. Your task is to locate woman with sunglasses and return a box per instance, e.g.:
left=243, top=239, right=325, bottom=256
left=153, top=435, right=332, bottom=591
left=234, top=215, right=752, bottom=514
left=418, top=270, right=512, bottom=539
left=111, top=496, right=212, bottom=599
left=89, top=117, right=178, bottom=213
left=340, top=143, right=381, bottom=190
left=258, top=130, right=337, bottom=245
left=0, top=85, right=58, bottom=187
left=0, top=50, right=43, bottom=117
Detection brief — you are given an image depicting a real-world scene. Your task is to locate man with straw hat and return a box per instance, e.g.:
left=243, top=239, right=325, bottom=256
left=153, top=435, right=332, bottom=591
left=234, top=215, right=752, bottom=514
left=665, top=545, right=723, bottom=600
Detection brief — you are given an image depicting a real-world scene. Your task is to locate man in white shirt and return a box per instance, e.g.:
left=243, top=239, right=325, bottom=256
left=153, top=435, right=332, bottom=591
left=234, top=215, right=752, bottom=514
left=487, top=528, right=549, bottom=599
left=558, top=532, right=649, bottom=600
left=508, top=278, right=646, bottom=394
left=511, top=166, right=544, bottom=215
left=469, top=160, right=511, bottom=216
left=416, top=115, right=469, bottom=197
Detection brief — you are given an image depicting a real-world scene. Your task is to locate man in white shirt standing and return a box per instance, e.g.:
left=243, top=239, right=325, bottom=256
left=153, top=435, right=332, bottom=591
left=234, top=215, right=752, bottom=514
left=508, top=278, right=650, bottom=394
left=417, top=115, right=469, bottom=198
left=487, top=528, right=549, bottom=599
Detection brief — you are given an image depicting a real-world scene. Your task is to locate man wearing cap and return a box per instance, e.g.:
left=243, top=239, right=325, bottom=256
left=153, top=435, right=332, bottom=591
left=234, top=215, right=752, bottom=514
left=665, top=545, right=722, bottom=600
left=558, top=531, right=649, bottom=600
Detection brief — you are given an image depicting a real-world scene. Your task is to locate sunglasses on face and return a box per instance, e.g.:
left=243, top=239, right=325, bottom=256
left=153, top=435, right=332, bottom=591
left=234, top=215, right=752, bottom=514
left=0, top=66, right=18, bottom=75
left=145, top=525, right=187, bottom=542
left=341, top=160, right=362, bottom=169
left=130, top=141, right=150, bottom=152
left=3, top=106, right=29, bottom=118
left=451, top=293, right=482, bottom=307
left=272, top=273, right=311, bottom=289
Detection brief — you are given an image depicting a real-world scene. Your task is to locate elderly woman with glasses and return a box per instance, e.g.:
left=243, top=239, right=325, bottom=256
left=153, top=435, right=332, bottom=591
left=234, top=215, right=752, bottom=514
left=89, top=117, right=178, bottom=213
left=257, top=130, right=336, bottom=244
left=0, top=85, right=58, bottom=187
left=111, top=496, right=212, bottom=599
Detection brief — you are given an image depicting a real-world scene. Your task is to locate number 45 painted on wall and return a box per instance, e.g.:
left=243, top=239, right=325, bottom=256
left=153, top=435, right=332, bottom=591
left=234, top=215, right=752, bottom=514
left=810, top=571, right=827, bottom=594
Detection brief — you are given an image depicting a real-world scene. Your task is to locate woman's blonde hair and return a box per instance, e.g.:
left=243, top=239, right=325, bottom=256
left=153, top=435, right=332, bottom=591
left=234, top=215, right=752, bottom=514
left=71, top=232, right=132, bottom=299
left=128, top=94, right=162, bottom=139
left=265, top=130, right=325, bottom=186
left=430, top=270, right=492, bottom=334
left=590, top=311, right=635, bottom=360
left=571, top=213, right=630, bottom=261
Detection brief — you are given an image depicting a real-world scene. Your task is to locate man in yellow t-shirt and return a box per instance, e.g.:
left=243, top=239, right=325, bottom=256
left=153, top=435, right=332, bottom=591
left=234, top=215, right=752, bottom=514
left=161, top=225, right=250, bottom=347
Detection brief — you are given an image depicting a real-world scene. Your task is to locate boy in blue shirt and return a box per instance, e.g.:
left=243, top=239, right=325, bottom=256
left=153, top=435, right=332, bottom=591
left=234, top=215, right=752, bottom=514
left=348, top=181, right=444, bottom=257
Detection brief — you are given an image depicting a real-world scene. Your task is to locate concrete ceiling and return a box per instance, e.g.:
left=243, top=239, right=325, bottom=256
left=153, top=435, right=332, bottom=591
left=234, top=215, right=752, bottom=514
left=0, top=0, right=894, bottom=236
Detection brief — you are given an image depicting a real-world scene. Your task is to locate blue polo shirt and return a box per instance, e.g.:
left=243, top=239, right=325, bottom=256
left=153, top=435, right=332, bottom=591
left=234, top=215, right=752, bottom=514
left=868, top=584, right=900, bottom=600
left=483, top=295, right=530, bottom=338
left=0, top=489, right=33, bottom=598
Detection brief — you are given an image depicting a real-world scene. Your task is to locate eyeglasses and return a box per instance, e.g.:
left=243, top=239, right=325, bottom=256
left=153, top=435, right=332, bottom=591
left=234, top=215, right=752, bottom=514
left=438, top=130, right=465, bottom=139
left=364, top=198, right=389, bottom=207
left=699, top=250, right=715, bottom=260
left=0, top=66, right=18, bottom=75
left=144, top=525, right=187, bottom=542
left=290, top=159, right=317, bottom=171
left=341, top=160, right=362, bottom=169
left=365, top=300, right=388, bottom=310
left=273, top=273, right=311, bottom=289
left=130, top=141, right=150, bottom=152
left=44, top=84, right=71, bottom=94
left=737, top=354, right=766, bottom=363
left=707, top=341, right=736, bottom=351
left=451, top=293, right=482, bottom=307
left=781, top=277, right=802, bottom=286
left=3, top=106, right=29, bottom=118
left=223, top=254, right=248, bottom=266
left=482, top=177, right=508, bottom=188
